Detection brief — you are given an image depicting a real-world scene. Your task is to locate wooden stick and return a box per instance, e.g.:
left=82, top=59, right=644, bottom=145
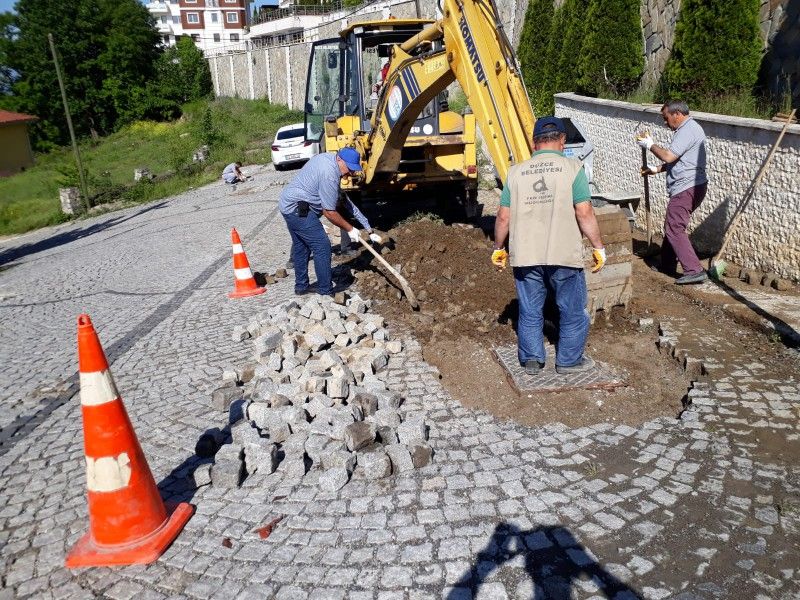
left=641, top=146, right=652, bottom=247
left=358, top=237, right=419, bottom=310
left=712, top=108, right=796, bottom=264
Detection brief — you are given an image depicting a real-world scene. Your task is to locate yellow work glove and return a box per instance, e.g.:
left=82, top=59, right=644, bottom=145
left=491, top=249, right=508, bottom=269
left=591, top=247, right=606, bottom=273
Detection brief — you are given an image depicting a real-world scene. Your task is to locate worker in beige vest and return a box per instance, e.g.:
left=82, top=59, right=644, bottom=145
left=492, top=117, right=606, bottom=375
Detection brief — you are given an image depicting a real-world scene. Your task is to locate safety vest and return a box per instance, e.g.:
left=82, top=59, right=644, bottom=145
left=508, top=153, right=584, bottom=269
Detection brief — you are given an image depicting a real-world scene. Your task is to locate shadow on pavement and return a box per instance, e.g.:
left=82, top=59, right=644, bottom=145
left=709, top=278, right=799, bottom=347
left=156, top=398, right=245, bottom=504
left=447, top=522, right=642, bottom=599
left=0, top=201, right=169, bottom=266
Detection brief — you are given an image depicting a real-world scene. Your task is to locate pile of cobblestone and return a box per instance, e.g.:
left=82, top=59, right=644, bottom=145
left=206, top=294, right=432, bottom=491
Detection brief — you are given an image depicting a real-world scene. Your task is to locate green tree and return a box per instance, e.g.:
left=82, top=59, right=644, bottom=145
left=663, top=0, right=762, bottom=102
left=6, top=0, right=160, bottom=148
left=577, top=0, right=643, bottom=96
left=0, top=12, right=16, bottom=97
left=538, top=2, right=567, bottom=114
left=148, top=36, right=213, bottom=114
left=554, top=0, right=588, bottom=93
left=518, top=0, right=555, bottom=114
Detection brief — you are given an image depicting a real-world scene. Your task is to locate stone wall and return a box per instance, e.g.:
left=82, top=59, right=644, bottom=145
left=555, top=93, right=800, bottom=281
left=210, top=0, right=798, bottom=106
left=498, top=0, right=797, bottom=103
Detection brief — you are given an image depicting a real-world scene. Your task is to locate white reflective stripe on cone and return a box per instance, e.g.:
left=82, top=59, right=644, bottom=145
left=234, top=267, right=253, bottom=280
left=79, top=370, right=120, bottom=406
left=232, top=243, right=243, bottom=254
left=85, top=453, right=131, bottom=492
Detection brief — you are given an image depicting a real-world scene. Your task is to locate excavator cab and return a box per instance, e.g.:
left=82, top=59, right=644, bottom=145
left=303, top=20, right=476, bottom=198
left=305, top=22, right=447, bottom=140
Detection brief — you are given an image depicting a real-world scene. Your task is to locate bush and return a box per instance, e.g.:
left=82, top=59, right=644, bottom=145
left=577, top=0, right=643, bottom=96
left=518, top=0, right=555, bottom=114
left=554, top=0, right=589, bottom=93
left=662, top=0, right=762, bottom=103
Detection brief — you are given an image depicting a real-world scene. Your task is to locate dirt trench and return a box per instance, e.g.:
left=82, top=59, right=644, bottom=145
left=335, top=216, right=702, bottom=429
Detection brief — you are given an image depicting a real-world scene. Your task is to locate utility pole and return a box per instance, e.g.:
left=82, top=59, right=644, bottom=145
left=414, top=0, right=421, bottom=18
left=48, top=33, right=90, bottom=212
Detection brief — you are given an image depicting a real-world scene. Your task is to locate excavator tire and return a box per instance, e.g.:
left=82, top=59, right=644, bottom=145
left=583, top=205, right=634, bottom=323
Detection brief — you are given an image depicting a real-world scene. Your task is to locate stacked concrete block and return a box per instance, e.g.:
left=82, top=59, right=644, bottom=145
left=212, top=295, right=433, bottom=490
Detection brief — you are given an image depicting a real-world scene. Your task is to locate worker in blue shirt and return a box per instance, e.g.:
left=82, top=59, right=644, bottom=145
left=279, top=148, right=378, bottom=296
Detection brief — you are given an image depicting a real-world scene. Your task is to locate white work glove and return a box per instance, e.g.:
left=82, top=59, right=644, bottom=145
left=347, top=227, right=361, bottom=243
left=640, top=165, right=658, bottom=177
left=368, top=232, right=382, bottom=243
left=635, top=132, right=654, bottom=150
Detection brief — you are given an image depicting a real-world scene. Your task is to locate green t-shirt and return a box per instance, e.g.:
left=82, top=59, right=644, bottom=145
left=500, top=150, right=591, bottom=207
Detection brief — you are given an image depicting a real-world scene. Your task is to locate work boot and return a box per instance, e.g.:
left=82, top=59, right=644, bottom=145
left=524, top=360, right=545, bottom=376
left=675, top=271, right=708, bottom=285
left=556, top=355, right=596, bottom=375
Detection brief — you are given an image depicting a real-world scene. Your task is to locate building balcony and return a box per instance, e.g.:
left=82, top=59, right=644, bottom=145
left=146, top=1, right=169, bottom=13
left=252, top=1, right=342, bottom=26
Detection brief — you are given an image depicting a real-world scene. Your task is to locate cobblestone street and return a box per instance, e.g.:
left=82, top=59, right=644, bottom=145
left=1, top=168, right=798, bottom=599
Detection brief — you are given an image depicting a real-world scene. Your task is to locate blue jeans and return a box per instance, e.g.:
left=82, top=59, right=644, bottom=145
left=282, top=211, right=332, bottom=295
left=514, top=265, right=589, bottom=368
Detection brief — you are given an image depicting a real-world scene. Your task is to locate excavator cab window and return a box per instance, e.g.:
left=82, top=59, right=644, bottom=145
left=304, top=38, right=346, bottom=143
left=354, top=27, right=442, bottom=135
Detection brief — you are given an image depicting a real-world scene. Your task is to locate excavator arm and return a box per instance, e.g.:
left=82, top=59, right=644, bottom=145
left=364, top=0, right=535, bottom=184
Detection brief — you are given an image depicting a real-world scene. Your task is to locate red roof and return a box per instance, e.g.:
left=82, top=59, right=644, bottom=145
left=0, top=110, right=38, bottom=125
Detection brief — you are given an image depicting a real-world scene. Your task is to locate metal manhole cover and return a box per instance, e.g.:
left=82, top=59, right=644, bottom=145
left=494, top=345, right=627, bottom=393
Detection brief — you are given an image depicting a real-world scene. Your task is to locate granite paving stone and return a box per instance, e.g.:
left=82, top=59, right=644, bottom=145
left=0, top=170, right=798, bottom=599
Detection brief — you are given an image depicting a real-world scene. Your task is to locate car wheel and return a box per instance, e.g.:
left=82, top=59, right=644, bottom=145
left=274, top=163, right=283, bottom=171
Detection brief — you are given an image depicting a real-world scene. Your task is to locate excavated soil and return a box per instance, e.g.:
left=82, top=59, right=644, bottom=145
left=338, top=218, right=694, bottom=428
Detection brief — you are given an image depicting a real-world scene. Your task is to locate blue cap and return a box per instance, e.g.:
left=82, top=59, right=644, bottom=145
left=533, top=116, right=566, bottom=138
left=337, top=147, right=362, bottom=172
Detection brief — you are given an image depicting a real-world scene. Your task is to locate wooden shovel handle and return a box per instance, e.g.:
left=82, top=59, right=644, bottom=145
left=714, top=108, right=796, bottom=262
left=358, top=237, right=419, bottom=310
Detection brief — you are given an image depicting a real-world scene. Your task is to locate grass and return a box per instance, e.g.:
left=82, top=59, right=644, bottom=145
left=583, top=462, right=600, bottom=477
left=0, top=97, right=301, bottom=236
left=609, top=84, right=790, bottom=121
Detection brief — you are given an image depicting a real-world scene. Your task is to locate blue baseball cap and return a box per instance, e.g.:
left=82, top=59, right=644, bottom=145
left=337, top=148, right=362, bottom=172
left=533, top=116, right=566, bottom=138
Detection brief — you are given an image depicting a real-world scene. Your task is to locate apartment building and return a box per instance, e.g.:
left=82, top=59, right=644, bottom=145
left=146, top=0, right=253, bottom=53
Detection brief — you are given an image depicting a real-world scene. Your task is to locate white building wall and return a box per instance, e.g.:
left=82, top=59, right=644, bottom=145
left=146, top=0, right=251, bottom=54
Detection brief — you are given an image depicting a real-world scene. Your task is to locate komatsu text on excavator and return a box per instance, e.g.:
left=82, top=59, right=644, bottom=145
left=302, top=0, right=633, bottom=316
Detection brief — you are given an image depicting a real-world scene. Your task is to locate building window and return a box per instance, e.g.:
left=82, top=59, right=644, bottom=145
left=191, top=34, right=200, bottom=42
left=186, top=12, right=199, bottom=23
left=213, top=33, right=221, bottom=42
left=172, top=16, right=180, bottom=24
left=211, top=12, right=218, bottom=23
left=225, top=12, right=239, bottom=23
left=162, top=35, right=170, bottom=44
left=224, top=0, right=237, bottom=3
left=185, top=0, right=197, bottom=3
left=230, top=33, right=240, bottom=42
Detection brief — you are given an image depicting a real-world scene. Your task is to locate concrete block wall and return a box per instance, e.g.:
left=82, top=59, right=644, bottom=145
left=555, top=93, right=800, bottom=281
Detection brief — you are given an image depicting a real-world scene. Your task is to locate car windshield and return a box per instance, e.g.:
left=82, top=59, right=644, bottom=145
left=276, top=128, right=305, bottom=140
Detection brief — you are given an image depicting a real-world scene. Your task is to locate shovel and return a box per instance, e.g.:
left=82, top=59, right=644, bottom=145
left=357, top=233, right=419, bottom=310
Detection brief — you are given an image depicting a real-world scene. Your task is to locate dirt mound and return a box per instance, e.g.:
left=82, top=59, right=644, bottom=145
left=352, top=219, right=516, bottom=343
left=339, top=217, right=690, bottom=428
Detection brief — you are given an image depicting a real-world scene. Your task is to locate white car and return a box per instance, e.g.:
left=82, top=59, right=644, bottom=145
left=271, top=123, right=319, bottom=170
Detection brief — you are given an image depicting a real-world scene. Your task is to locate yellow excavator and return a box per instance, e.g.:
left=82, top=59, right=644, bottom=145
left=302, top=0, right=632, bottom=316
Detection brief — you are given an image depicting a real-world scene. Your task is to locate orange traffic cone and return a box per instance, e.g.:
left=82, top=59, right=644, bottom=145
left=229, top=228, right=266, bottom=298
left=65, top=314, right=193, bottom=568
